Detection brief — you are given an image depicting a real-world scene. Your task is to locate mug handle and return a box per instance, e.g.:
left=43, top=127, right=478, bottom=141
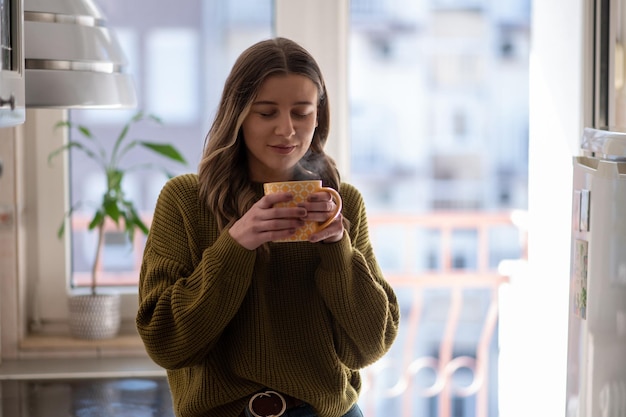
left=316, top=187, right=342, bottom=231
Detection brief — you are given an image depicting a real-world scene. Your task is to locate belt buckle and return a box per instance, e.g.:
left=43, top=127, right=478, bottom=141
left=248, top=390, right=287, bottom=417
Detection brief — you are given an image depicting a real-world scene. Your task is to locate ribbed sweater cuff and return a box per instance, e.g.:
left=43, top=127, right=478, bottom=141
left=316, top=233, right=352, bottom=271
left=210, top=228, right=257, bottom=277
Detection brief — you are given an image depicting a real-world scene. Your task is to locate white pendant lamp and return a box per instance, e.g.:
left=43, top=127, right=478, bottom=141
left=24, top=0, right=137, bottom=108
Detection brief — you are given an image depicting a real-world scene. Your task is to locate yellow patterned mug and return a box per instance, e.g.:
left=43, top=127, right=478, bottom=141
left=263, top=180, right=342, bottom=242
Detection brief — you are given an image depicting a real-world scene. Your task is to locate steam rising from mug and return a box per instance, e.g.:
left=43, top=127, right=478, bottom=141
left=294, top=152, right=325, bottom=181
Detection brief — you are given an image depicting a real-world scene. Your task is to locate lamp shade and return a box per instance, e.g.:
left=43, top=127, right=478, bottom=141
left=24, top=0, right=137, bottom=108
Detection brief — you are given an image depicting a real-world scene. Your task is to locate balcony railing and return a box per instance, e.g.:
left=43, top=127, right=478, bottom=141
left=71, top=210, right=528, bottom=417
left=361, top=211, right=527, bottom=417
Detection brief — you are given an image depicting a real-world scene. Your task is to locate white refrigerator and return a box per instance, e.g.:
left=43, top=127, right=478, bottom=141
left=566, top=128, right=626, bottom=417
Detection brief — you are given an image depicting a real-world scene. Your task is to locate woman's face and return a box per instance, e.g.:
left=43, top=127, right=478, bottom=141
left=241, top=73, right=318, bottom=183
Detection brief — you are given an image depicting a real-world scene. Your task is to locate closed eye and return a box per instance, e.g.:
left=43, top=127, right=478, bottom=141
left=250, top=104, right=315, bottom=119
left=292, top=112, right=313, bottom=119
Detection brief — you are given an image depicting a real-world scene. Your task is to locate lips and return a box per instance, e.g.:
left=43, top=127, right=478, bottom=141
left=270, top=145, right=296, bottom=155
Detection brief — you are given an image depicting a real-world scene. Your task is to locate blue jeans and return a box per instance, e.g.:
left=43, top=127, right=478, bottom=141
left=244, top=403, right=363, bottom=417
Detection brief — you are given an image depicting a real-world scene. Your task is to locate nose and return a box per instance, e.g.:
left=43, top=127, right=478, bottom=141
left=275, top=114, right=295, bottom=138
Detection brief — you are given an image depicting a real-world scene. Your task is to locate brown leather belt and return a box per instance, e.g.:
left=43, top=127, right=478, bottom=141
left=240, top=390, right=306, bottom=417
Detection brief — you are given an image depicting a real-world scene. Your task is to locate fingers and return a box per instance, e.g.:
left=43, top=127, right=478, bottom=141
left=258, top=191, right=295, bottom=208
left=307, top=191, right=333, bottom=203
left=298, top=192, right=339, bottom=222
left=228, top=193, right=306, bottom=250
left=301, top=191, right=343, bottom=243
left=250, top=196, right=307, bottom=232
left=229, top=190, right=343, bottom=249
left=308, top=214, right=344, bottom=243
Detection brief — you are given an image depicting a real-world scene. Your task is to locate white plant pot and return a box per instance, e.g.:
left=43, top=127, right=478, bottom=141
left=68, top=293, right=121, bottom=340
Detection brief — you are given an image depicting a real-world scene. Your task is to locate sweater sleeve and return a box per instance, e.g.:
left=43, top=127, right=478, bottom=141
left=314, top=183, right=400, bottom=370
left=136, top=174, right=256, bottom=370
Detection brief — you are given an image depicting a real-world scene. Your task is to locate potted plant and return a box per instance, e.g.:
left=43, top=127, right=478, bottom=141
left=49, top=111, right=187, bottom=339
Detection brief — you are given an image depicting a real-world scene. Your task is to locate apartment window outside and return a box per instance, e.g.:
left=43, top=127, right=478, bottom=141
left=349, top=1, right=530, bottom=416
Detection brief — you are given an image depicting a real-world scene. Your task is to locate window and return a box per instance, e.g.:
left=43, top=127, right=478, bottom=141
left=349, top=0, right=530, bottom=415
left=68, top=0, right=273, bottom=289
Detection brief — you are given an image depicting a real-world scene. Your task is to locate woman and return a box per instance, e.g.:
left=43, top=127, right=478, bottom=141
left=136, top=37, right=399, bottom=417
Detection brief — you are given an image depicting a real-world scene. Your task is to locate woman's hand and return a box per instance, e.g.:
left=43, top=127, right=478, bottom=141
left=228, top=192, right=306, bottom=250
left=300, top=191, right=344, bottom=243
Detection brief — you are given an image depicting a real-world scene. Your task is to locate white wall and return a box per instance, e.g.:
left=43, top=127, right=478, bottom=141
left=499, top=0, right=589, bottom=416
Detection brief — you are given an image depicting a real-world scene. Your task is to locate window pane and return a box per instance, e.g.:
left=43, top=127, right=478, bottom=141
left=68, top=0, right=272, bottom=288
left=146, top=28, right=199, bottom=124
left=350, top=0, right=530, bottom=415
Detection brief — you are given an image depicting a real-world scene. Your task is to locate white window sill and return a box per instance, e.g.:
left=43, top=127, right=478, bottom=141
left=17, top=333, right=150, bottom=361
left=0, top=354, right=165, bottom=380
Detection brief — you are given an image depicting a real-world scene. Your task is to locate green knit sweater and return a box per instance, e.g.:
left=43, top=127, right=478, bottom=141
left=136, top=173, right=399, bottom=417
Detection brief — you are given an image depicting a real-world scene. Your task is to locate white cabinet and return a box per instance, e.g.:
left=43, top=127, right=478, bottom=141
left=0, top=0, right=24, bottom=127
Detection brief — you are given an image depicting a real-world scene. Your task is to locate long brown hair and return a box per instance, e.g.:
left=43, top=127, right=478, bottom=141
left=198, top=37, right=340, bottom=231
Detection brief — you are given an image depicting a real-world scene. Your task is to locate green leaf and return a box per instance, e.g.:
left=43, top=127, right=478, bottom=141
left=110, top=123, right=131, bottom=165
left=136, top=217, right=150, bottom=235
left=129, top=205, right=150, bottom=236
left=88, top=210, right=105, bottom=230
left=107, top=170, right=124, bottom=192
left=54, top=120, right=94, bottom=139
left=131, top=111, right=145, bottom=123
left=56, top=203, right=82, bottom=238
left=78, top=126, right=93, bottom=138
left=117, top=124, right=130, bottom=144
left=104, top=198, right=121, bottom=223
left=48, top=141, right=101, bottom=166
left=54, top=120, right=71, bottom=130
left=57, top=221, right=65, bottom=239
left=140, top=142, right=187, bottom=164
left=114, top=139, right=140, bottom=164
left=148, top=113, right=163, bottom=124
